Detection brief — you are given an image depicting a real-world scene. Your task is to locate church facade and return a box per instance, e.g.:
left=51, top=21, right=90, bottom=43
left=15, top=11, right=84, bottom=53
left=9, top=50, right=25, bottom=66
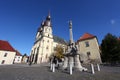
left=30, top=13, right=102, bottom=64
left=30, top=13, right=66, bottom=64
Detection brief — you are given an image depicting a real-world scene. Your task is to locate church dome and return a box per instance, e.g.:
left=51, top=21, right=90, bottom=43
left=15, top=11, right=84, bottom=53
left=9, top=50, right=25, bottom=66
left=44, top=12, right=52, bottom=27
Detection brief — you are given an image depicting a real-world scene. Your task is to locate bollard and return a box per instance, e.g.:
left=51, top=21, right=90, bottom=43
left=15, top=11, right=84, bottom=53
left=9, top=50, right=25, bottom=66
left=52, top=64, right=55, bottom=72
left=91, top=64, right=95, bottom=74
left=70, top=63, right=72, bottom=75
left=50, top=63, right=53, bottom=70
left=97, top=64, right=100, bottom=71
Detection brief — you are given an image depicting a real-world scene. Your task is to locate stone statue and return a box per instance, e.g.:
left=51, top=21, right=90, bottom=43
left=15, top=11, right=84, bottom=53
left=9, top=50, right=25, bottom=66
left=63, top=20, right=87, bottom=71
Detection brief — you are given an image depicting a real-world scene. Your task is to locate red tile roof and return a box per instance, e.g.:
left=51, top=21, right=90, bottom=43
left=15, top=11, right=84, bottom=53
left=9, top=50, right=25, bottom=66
left=78, top=33, right=96, bottom=41
left=15, top=50, right=22, bottom=56
left=0, top=40, right=16, bottom=52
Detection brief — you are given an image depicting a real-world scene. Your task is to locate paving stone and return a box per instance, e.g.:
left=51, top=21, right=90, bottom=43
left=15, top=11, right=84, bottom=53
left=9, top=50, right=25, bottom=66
left=0, top=63, right=120, bottom=80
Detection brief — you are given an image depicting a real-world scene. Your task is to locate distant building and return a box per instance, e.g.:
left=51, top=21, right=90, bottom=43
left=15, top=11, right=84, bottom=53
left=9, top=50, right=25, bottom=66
left=0, top=40, right=16, bottom=65
left=14, top=50, right=22, bottom=64
left=21, top=54, right=29, bottom=63
left=77, top=33, right=102, bottom=64
left=30, top=13, right=66, bottom=64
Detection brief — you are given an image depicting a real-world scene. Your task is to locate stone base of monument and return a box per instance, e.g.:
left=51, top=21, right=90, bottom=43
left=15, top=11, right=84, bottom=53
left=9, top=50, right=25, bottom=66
left=62, top=55, right=88, bottom=72
left=74, top=54, right=87, bottom=71
left=62, top=56, right=68, bottom=70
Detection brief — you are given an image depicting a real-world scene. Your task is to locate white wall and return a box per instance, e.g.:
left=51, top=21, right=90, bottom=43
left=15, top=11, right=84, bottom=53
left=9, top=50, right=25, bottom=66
left=14, top=56, right=22, bottom=63
left=0, top=50, right=16, bottom=65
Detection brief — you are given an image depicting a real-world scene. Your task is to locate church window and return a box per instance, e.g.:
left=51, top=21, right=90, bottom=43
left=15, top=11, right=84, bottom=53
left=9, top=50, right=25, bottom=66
left=31, top=50, right=33, bottom=54
left=40, top=57, right=42, bottom=62
left=37, top=47, right=39, bottom=53
left=47, top=40, right=49, bottom=43
left=46, top=46, right=49, bottom=50
left=85, top=41, right=89, bottom=47
left=32, top=54, right=34, bottom=62
left=48, top=34, right=49, bottom=37
left=34, top=48, right=36, bottom=54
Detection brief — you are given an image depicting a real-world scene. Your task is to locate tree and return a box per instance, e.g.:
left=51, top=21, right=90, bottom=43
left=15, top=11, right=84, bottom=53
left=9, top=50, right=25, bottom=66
left=23, top=53, right=27, bottom=56
left=101, top=33, right=120, bottom=64
left=54, top=45, right=64, bottom=60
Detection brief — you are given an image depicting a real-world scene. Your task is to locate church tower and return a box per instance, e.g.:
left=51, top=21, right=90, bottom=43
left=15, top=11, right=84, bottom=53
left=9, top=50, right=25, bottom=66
left=30, top=12, right=53, bottom=64
left=36, top=12, right=53, bottom=41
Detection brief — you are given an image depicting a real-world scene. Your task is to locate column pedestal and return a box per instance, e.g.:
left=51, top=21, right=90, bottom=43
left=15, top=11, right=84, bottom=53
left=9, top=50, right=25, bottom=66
left=63, top=56, right=68, bottom=69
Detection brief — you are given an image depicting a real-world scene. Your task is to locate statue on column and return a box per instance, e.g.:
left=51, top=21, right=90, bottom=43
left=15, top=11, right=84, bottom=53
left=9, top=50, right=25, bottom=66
left=63, top=20, right=87, bottom=71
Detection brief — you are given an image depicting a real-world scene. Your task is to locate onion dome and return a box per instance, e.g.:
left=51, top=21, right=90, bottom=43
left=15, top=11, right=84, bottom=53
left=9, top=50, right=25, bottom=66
left=44, top=12, right=52, bottom=27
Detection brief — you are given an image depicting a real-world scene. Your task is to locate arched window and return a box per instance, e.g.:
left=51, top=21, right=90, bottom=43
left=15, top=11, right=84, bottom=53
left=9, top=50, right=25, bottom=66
left=46, top=46, right=49, bottom=50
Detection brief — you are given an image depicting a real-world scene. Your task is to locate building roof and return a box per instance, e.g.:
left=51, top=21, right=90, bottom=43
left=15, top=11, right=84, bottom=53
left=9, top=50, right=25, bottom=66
left=16, top=50, right=22, bottom=56
left=78, top=33, right=96, bottom=42
left=0, top=40, right=16, bottom=52
left=53, top=35, right=67, bottom=45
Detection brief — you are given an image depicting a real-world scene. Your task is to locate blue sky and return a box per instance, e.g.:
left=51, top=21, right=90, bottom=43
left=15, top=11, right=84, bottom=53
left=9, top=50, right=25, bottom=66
left=0, top=0, right=120, bottom=55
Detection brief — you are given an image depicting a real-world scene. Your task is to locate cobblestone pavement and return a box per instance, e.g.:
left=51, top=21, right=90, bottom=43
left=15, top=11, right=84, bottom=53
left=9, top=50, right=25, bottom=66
left=0, top=63, right=120, bottom=80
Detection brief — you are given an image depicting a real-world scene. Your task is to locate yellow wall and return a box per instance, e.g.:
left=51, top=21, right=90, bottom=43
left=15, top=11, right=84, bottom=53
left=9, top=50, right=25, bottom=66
left=78, top=37, right=101, bottom=63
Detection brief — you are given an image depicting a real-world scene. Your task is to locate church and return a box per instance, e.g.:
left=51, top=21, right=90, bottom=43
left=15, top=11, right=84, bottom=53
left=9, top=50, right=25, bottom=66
left=30, top=12, right=101, bottom=64
left=30, top=13, right=66, bottom=64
